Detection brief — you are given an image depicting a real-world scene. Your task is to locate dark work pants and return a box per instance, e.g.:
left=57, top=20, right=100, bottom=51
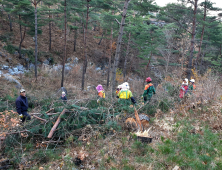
left=21, top=112, right=31, bottom=122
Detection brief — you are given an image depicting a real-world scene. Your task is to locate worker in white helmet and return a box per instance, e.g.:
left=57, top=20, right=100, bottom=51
left=189, top=79, right=196, bottom=93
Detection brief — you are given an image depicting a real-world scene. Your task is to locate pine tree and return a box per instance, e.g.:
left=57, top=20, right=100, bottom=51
left=10, top=0, right=35, bottom=58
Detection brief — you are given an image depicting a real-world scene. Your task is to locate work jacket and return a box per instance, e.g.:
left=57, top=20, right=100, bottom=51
left=179, top=85, right=188, bottom=98
left=16, top=95, right=28, bottom=115
left=118, top=90, right=133, bottom=99
left=143, top=83, right=156, bottom=99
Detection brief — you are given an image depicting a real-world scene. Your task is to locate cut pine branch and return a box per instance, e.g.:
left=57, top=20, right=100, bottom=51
left=46, top=108, right=54, bottom=113
left=32, top=115, right=47, bottom=122
left=48, top=109, right=66, bottom=138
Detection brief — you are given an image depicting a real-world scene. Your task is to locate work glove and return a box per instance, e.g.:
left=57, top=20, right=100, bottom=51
left=19, top=114, right=23, bottom=119
left=141, top=95, right=143, bottom=99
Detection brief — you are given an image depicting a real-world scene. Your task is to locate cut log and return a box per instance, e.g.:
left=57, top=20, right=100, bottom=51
left=42, top=141, right=61, bottom=144
left=31, top=113, right=58, bottom=116
left=32, top=115, right=47, bottom=122
left=134, top=108, right=143, bottom=132
left=47, top=109, right=66, bottom=138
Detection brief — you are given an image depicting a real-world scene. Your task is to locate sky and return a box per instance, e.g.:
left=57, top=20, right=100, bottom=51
left=154, top=0, right=222, bottom=16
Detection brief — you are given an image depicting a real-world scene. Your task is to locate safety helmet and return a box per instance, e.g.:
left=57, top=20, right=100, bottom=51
left=190, top=79, right=195, bottom=83
left=121, top=82, right=129, bottom=90
left=62, top=91, right=66, bottom=95
left=146, top=77, right=152, bottom=82
left=183, top=78, right=188, bottom=83
left=117, top=84, right=123, bottom=89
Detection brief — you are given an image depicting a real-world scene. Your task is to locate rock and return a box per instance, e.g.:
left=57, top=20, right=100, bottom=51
left=14, top=51, right=19, bottom=56
left=53, top=64, right=62, bottom=71
left=17, top=64, right=24, bottom=71
left=172, top=165, right=180, bottom=170
left=95, top=67, right=101, bottom=71
left=67, top=57, right=72, bottom=62
left=3, top=73, right=22, bottom=88
left=87, top=86, right=91, bottom=91
left=2, top=65, right=9, bottom=70
left=21, top=54, right=25, bottom=59
left=43, top=60, right=49, bottom=65
left=73, top=57, right=79, bottom=64
left=13, top=67, right=18, bottom=72
left=29, top=63, right=35, bottom=70
left=0, top=52, right=6, bottom=57
left=65, top=65, right=72, bottom=72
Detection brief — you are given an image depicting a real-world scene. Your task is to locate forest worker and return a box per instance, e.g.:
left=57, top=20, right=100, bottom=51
left=96, top=84, right=105, bottom=103
left=179, top=78, right=188, bottom=98
left=117, top=82, right=136, bottom=104
left=16, top=89, right=31, bottom=123
left=116, top=84, right=122, bottom=96
left=143, top=77, right=156, bottom=102
left=61, top=91, right=67, bottom=101
left=189, top=79, right=196, bottom=92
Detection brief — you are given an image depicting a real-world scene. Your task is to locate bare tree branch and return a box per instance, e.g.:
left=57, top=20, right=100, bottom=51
left=115, top=18, right=121, bottom=25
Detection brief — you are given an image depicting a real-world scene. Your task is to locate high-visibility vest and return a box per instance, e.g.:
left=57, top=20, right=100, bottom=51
left=98, top=91, right=105, bottom=98
left=144, top=83, right=154, bottom=90
left=118, top=90, right=132, bottom=99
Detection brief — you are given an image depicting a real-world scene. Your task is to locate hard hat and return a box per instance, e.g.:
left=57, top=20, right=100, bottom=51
left=123, top=82, right=130, bottom=90
left=146, top=77, right=152, bottom=82
left=62, top=91, right=66, bottom=95
left=190, top=79, right=195, bottom=83
left=121, top=82, right=129, bottom=90
left=183, top=78, right=188, bottom=83
left=117, top=85, right=122, bottom=89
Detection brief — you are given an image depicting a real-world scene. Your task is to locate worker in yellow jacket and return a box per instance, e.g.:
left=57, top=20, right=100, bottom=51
left=117, top=82, right=136, bottom=104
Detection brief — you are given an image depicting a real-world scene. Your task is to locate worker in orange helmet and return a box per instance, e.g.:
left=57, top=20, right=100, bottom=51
left=143, top=77, right=156, bottom=102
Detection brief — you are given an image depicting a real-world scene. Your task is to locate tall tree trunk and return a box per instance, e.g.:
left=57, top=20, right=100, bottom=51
left=73, top=21, right=77, bottom=52
left=196, top=0, right=206, bottom=63
left=112, top=0, right=131, bottom=92
left=34, top=0, right=38, bottom=81
left=98, top=32, right=104, bottom=45
left=123, top=32, right=131, bottom=79
left=187, top=0, right=198, bottom=79
left=49, top=7, right=52, bottom=51
left=81, top=0, right=90, bottom=90
left=200, top=49, right=205, bottom=74
left=19, top=15, right=26, bottom=59
left=8, top=14, right=12, bottom=31
left=107, top=16, right=113, bottom=88
left=61, top=0, right=67, bottom=87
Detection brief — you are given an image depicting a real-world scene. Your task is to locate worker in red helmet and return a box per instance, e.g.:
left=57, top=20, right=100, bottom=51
left=143, top=77, right=156, bottom=102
